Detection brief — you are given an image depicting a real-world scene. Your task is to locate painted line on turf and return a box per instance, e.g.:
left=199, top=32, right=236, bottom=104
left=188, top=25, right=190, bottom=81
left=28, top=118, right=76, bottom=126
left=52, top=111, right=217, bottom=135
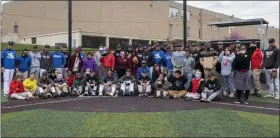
left=193, top=100, right=279, bottom=111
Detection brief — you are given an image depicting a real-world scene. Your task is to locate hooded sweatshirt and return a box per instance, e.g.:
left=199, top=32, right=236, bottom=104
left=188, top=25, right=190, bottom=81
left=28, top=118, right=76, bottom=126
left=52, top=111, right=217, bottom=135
left=263, top=45, right=280, bottom=69
left=137, top=66, right=151, bottom=79
left=151, top=49, right=165, bottom=65
left=9, top=80, right=25, bottom=96
left=83, top=58, right=97, bottom=72
left=218, top=53, right=235, bottom=76
left=29, top=51, right=41, bottom=68
left=40, top=51, right=53, bottom=72
left=172, top=51, right=185, bottom=68
left=251, top=47, right=263, bottom=70
left=167, top=75, right=187, bottom=91
left=164, top=51, right=173, bottom=70
left=1, top=48, right=17, bottom=69
left=23, top=78, right=37, bottom=91
left=17, top=54, right=31, bottom=73
left=51, top=52, right=66, bottom=68
left=94, top=50, right=103, bottom=67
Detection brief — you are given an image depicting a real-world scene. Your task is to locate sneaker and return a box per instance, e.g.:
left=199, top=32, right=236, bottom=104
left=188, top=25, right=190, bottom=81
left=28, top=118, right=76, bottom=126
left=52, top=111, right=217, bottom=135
left=99, top=93, right=103, bottom=96
left=234, top=100, right=241, bottom=104
left=25, top=97, right=31, bottom=101
left=206, top=99, right=212, bottom=103
left=200, top=98, right=207, bottom=102
left=264, top=94, right=274, bottom=98
left=138, top=94, right=143, bottom=97
left=243, top=100, right=248, bottom=105
left=275, top=96, right=279, bottom=100
left=169, top=96, right=175, bottom=99
left=229, top=93, right=235, bottom=98
left=223, top=92, right=228, bottom=96
left=3, top=94, right=8, bottom=97
left=84, top=92, right=89, bottom=96
left=46, top=93, right=52, bottom=98
left=53, top=92, right=59, bottom=98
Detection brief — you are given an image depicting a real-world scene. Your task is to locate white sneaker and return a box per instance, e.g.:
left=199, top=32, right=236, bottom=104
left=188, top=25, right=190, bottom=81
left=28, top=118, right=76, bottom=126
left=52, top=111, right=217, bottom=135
left=229, top=93, right=234, bottom=98
left=223, top=92, right=228, bottom=96
left=99, top=93, right=103, bottom=96
left=264, top=94, right=274, bottom=98
left=275, top=96, right=279, bottom=100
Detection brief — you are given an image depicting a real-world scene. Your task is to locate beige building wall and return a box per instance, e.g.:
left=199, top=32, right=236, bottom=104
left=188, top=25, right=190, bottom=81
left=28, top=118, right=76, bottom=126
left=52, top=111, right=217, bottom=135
left=2, top=1, right=279, bottom=45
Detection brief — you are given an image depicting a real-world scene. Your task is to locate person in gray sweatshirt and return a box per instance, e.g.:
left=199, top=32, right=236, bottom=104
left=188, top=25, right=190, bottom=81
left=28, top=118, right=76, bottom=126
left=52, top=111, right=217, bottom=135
left=29, top=45, right=41, bottom=79
left=182, top=50, right=195, bottom=89
left=94, top=45, right=104, bottom=78
left=172, top=44, right=185, bottom=73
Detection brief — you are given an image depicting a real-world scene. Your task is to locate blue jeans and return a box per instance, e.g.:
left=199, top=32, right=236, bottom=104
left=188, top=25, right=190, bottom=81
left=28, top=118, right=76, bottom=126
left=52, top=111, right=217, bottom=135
left=184, top=71, right=194, bottom=90
left=223, top=74, right=234, bottom=94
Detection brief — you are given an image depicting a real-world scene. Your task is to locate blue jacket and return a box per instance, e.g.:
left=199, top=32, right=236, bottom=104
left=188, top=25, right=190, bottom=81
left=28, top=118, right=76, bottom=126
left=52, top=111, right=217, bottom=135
left=218, top=53, right=235, bottom=76
left=17, top=55, right=31, bottom=72
left=152, top=50, right=165, bottom=65
left=1, top=48, right=16, bottom=69
left=51, top=52, right=66, bottom=68
left=137, top=66, right=150, bottom=79
left=164, top=51, right=173, bottom=70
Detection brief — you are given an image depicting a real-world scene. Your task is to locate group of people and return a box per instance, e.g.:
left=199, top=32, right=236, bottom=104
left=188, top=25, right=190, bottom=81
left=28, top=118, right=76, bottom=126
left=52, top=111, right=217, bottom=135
left=2, top=38, right=279, bottom=104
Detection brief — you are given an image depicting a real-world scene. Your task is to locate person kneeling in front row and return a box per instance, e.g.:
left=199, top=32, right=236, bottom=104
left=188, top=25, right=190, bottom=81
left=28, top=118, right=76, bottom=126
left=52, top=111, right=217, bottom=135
left=9, top=75, right=36, bottom=100
left=23, top=72, right=39, bottom=96
left=152, top=72, right=170, bottom=98
left=37, top=71, right=56, bottom=99
left=184, top=70, right=205, bottom=101
left=53, top=72, right=69, bottom=97
left=168, top=70, right=188, bottom=99
left=119, top=69, right=136, bottom=96
left=99, top=68, right=118, bottom=96
left=200, top=72, right=222, bottom=103
left=137, top=70, right=152, bottom=97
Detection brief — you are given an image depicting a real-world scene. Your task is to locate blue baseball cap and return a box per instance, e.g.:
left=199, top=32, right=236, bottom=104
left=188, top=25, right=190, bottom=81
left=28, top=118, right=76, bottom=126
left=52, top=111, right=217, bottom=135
left=8, top=41, right=14, bottom=45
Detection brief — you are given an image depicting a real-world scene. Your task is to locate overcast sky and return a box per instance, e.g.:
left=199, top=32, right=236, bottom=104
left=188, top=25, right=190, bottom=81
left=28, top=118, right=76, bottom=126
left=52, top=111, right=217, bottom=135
left=1, top=1, right=279, bottom=28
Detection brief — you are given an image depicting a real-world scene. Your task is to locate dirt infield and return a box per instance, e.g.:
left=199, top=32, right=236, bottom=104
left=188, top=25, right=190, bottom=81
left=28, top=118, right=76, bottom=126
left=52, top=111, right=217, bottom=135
left=1, top=96, right=279, bottom=115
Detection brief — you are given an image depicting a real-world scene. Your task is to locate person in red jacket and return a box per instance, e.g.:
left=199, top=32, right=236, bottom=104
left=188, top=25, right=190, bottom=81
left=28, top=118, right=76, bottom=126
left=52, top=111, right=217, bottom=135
left=250, top=41, right=263, bottom=97
left=100, top=48, right=115, bottom=71
left=65, top=70, right=77, bottom=91
left=115, top=51, right=129, bottom=77
left=9, top=75, right=35, bottom=100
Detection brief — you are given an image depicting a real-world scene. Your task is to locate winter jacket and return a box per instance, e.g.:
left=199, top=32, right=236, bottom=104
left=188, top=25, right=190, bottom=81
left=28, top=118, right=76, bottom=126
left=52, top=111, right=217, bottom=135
left=137, top=76, right=152, bottom=84
left=115, top=56, right=129, bottom=70
left=182, top=56, right=195, bottom=73
left=73, top=77, right=83, bottom=88
left=167, top=75, right=187, bottom=91
left=67, top=55, right=83, bottom=72
left=9, top=80, right=25, bottom=96
left=218, top=53, right=235, bottom=76
left=37, top=78, right=54, bottom=87
left=204, top=79, right=221, bottom=92
left=83, top=58, right=97, bottom=72
left=199, top=48, right=218, bottom=69
left=137, top=66, right=151, bottom=79
left=100, top=73, right=118, bottom=84
left=172, top=51, right=185, bottom=69
left=251, top=47, right=263, bottom=70
left=1, top=48, right=17, bottom=69
left=263, top=45, right=280, bottom=69
left=29, top=51, right=41, bottom=68
left=232, top=47, right=255, bottom=71
left=100, top=53, right=115, bottom=68
left=151, top=50, right=165, bottom=65
left=40, top=51, right=53, bottom=72
left=23, top=78, right=37, bottom=91
left=187, top=78, right=205, bottom=94
left=164, top=51, right=173, bottom=70
left=16, top=55, right=31, bottom=73
left=51, top=52, right=66, bottom=68
left=119, top=75, right=136, bottom=82
left=65, top=75, right=77, bottom=87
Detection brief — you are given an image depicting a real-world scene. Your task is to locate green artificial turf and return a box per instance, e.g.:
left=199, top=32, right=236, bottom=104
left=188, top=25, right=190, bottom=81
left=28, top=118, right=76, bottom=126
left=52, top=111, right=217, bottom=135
left=2, top=109, right=279, bottom=137
left=249, top=90, right=279, bottom=104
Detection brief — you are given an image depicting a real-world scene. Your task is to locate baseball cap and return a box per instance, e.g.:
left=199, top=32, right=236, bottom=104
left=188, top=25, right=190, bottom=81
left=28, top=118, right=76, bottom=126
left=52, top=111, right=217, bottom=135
left=126, top=69, right=131, bottom=72
left=45, top=44, right=50, bottom=48
left=8, top=41, right=14, bottom=45
left=268, top=38, right=275, bottom=43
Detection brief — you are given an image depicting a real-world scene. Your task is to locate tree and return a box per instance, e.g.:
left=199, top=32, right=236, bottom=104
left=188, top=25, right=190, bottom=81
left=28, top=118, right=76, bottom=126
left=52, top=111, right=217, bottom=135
left=225, top=30, right=246, bottom=40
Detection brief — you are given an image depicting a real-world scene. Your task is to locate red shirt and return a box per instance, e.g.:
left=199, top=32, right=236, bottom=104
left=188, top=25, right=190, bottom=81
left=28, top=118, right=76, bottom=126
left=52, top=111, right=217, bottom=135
left=65, top=75, right=77, bottom=87
left=9, top=80, right=25, bottom=96
left=251, top=48, right=263, bottom=70
left=100, top=53, right=115, bottom=68
left=191, top=78, right=201, bottom=93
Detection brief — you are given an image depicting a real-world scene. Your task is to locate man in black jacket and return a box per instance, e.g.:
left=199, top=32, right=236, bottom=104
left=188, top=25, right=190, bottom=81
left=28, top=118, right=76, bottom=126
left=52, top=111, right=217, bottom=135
left=167, top=70, right=187, bottom=99
left=263, top=38, right=280, bottom=99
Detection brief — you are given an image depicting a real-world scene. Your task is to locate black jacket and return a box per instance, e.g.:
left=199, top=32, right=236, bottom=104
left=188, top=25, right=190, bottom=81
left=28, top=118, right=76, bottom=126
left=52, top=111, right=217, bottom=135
left=232, top=47, right=255, bottom=71
left=204, top=79, right=221, bottom=92
left=83, top=75, right=99, bottom=85
left=263, top=46, right=280, bottom=69
left=167, top=75, right=187, bottom=91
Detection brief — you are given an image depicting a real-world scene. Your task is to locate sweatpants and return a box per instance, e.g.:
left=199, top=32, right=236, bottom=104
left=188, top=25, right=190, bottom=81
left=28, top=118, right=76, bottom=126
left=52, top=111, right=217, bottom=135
left=99, top=84, right=116, bottom=96
left=264, top=69, right=279, bottom=97
left=169, top=90, right=187, bottom=98
left=201, top=90, right=221, bottom=101
left=30, top=67, right=40, bottom=79
left=10, top=92, right=33, bottom=100
left=3, top=69, right=15, bottom=96
left=138, top=84, right=151, bottom=95
left=185, top=93, right=201, bottom=100
left=236, top=90, right=250, bottom=101
left=251, top=69, right=261, bottom=93
left=16, top=71, right=28, bottom=80
left=223, top=75, right=234, bottom=95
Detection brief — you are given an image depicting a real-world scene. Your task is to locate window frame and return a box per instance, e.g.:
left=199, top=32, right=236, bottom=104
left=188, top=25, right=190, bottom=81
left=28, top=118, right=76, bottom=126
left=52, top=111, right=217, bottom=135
left=169, top=7, right=179, bottom=18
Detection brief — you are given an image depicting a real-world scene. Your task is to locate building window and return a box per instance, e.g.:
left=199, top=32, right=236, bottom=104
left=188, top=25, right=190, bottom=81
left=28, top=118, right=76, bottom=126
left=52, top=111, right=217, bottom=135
left=169, top=7, right=178, bottom=18
left=181, top=10, right=190, bottom=21
left=31, top=37, right=36, bottom=44
left=229, top=27, right=235, bottom=34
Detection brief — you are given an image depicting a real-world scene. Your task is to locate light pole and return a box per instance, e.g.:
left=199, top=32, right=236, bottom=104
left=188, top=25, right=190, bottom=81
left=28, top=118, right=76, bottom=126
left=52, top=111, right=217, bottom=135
left=68, top=0, right=72, bottom=54
left=183, top=0, right=187, bottom=47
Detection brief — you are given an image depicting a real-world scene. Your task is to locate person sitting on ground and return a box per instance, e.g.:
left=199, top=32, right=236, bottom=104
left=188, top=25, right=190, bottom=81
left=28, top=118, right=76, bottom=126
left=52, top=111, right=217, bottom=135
left=167, top=70, right=187, bottom=99
left=152, top=72, right=170, bottom=98
left=53, top=72, right=68, bottom=97
left=65, top=70, right=77, bottom=93
left=23, top=72, right=38, bottom=96
left=184, top=70, right=205, bottom=101
left=137, top=70, right=152, bottom=97
left=200, top=72, right=222, bottom=103
left=152, top=64, right=161, bottom=83
left=9, top=75, right=35, bottom=100
left=119, top=69, right=136, bottom=96
left=72, top=72, right=84, bottom=96
left=99, top=68, right=118, bottom=96
left=83, top=70, right=99, bottom=96
left=37, top=71, right=55, bottom=99
left=48, top=69, right=57, bottom=81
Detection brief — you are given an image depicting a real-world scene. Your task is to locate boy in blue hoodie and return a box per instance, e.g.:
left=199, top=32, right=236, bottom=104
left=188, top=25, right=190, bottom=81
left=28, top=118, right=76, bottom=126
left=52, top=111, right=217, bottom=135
left=164, top=46, right=173, bottom=76
left=1, top=41, right=17, bottom=96
left=51, top=45, right=66, bottom=76
left=16, top=49, right=31, bottom=80
left=137, top=60, right=151, bottom=79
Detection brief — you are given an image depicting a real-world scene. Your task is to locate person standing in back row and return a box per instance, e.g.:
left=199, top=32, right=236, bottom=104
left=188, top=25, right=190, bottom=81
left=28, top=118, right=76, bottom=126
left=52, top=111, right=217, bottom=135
left=16, top=49, right=31, bottom=80
left=172, top=44, right=185, bottom=73
left=61, top=44, right=70, bottom=78
left=263, top=38, right=280, bottom=99
left=51, top=45, right=66, bottom=75
left=151, top=43, right=165, bottom=75
left=2, top=41, right=17, bottom=97
left=29, top=45, right=41, bottom=78
left=40, top=45, right=52, bottom=77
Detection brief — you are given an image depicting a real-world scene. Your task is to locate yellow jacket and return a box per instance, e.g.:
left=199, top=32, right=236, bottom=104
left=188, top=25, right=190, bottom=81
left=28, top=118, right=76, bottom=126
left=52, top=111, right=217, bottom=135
left=23, top=78, right=37, bottom=91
